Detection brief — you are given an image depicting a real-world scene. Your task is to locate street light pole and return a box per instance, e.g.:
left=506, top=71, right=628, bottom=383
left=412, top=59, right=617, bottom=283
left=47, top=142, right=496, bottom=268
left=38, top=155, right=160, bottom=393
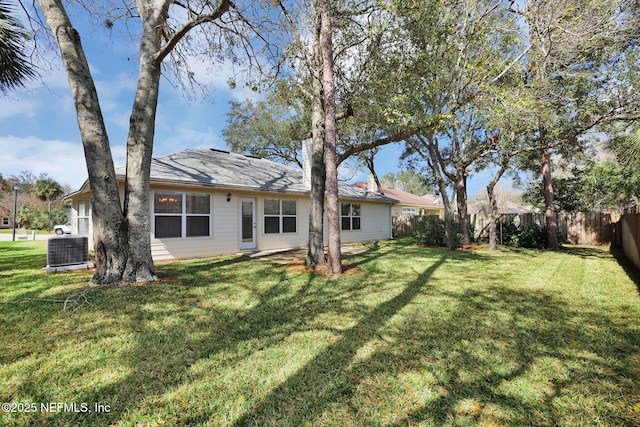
left=12, top=185, right=18, bottom=242
left=48, top=200, right=52, bottom=233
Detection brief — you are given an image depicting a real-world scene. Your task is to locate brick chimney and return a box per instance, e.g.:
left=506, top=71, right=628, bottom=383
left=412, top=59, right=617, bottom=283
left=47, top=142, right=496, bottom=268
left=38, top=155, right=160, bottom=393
left=367, top=173, right=379, bottom=193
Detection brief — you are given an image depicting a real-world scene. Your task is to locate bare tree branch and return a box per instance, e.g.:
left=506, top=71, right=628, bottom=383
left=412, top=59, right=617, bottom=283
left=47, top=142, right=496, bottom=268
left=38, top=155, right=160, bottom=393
left=155, top=0, right=231, bottom=64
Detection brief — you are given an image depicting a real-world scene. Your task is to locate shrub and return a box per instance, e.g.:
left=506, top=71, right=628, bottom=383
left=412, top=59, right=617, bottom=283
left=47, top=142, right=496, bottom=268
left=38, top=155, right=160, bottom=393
left=414, top=216, right=465, bottom=248
left=504, top=223, right=546, bottom=248
left=500, top=222, right=564, bottom=249
left=15, top=203, right=68, bottom=230
left=415, top=216, right=446, bottom=247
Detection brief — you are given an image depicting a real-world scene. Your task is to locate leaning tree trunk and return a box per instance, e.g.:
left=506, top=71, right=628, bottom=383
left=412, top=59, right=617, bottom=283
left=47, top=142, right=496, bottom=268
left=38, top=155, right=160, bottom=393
left=306, top=13, right=327, bottom=267
left=38, top=0, right=128, bottom=284
left=121, top=1, right=164, bottom=283
left=321, top=0, right=342, bottom=274
left=541, top=144, right=559, bottom=250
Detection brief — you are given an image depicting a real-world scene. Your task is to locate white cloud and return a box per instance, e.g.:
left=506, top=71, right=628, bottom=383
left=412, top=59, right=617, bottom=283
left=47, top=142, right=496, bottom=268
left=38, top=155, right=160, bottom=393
left=155, top=127, right=226, bottom=155
left=0, top=135, right=88, bottom=189
left=167, top=55, right=262, bottom=103
left=0, top=97, right=39, bottom=119
left=0, top=136, right=129, bottom=191
left=0, top=68, right=75, bottom=122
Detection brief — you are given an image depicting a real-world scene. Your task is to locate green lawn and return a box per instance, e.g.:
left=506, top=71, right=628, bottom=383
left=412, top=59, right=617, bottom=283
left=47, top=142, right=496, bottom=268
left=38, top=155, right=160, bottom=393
left=1, top=239, right=639, bottom=426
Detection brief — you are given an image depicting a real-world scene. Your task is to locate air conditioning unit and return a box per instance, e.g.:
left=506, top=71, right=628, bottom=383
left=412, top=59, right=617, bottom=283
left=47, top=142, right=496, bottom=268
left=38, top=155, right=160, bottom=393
left=45, top=236, right=94, bottom=273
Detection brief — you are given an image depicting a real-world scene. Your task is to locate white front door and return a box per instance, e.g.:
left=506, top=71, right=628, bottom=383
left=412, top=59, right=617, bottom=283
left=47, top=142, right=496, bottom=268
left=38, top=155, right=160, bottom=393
left=239, top=198, right=256, bottom=250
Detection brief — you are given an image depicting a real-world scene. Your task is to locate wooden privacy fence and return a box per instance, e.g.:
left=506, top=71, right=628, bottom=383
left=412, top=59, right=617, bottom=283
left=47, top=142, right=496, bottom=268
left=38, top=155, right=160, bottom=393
left=393, top=212, right=619, bottom=246
left=392, top=215, right=431, bottom=238
left=470, top=212, right=620, bottom=246
left=619, top=213, right=640, bottom=270
left=392, top=210, right=640, bottom=271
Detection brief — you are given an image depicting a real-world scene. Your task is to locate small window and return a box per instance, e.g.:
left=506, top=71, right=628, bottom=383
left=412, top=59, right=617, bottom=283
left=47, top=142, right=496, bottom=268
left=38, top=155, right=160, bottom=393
left=264, top=199, right=297, bottom=234
left=2, top=218, right=9, bottom=226
left=341, top=203, right=361, bottom=231
left=77, top=200, right=90, bottom=235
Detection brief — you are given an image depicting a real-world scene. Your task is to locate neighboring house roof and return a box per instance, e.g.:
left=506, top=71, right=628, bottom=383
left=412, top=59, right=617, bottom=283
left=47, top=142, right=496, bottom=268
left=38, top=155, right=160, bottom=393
left=421, top=194, right=443, bottom=207
left=468, top=200, right=532, bottom=215
left=352, top=182, right=442, bottom=209
left=68, top=148, right=397, bottom=203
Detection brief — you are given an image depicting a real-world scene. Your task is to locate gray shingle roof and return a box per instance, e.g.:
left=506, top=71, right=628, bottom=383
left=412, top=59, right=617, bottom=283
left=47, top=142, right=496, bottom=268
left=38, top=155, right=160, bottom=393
left=115, top=148, right=396, bottom=203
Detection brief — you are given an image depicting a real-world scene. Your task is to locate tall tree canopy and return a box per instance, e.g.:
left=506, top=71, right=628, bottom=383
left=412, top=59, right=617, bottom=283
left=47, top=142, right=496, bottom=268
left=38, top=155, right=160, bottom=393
left=31, top=0, right=284, bottom=283
left=507, top=0, right=640, bottom=248
left=369, top=0, right=523, bottom=250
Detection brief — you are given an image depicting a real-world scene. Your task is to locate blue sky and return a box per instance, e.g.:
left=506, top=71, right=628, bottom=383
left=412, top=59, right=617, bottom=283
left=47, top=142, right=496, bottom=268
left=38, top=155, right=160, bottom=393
left=0, top=8, right=491, bottom=198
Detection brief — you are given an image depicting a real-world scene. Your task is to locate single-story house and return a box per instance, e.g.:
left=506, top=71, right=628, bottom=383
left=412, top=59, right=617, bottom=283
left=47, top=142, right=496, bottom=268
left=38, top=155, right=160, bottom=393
left=65, top=143, right=397, bottom=261
left=352, top=179, right=444, bottom=217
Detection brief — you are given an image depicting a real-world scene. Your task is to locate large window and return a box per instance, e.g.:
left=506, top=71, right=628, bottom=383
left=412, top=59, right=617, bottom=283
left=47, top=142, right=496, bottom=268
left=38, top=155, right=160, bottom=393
left=264, top=199, right=297, bottom=234
left=154, top=192, right=210, bottom=238
left=341, top=203, right=361, bottom=231
left=77, top=200, right=90, bottom=235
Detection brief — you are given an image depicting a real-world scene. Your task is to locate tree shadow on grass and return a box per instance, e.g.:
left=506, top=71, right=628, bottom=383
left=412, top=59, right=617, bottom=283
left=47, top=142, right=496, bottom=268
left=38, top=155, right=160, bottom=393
left=386, top=285, right=640, bottom=426
left=3, top=242, right=638, bottom=426
left=559, top=244, right=640, bottom=293
left=3, top=243, right=494, bottom=426
left=156, top=254, right=254, bottom=286
left=232, top=255, right=448, bottom=426
left=609, top=246, right=640, bottom=292
left=3, top=247, right=417, bottom=425
left=561, top=245, right=614, bottom=260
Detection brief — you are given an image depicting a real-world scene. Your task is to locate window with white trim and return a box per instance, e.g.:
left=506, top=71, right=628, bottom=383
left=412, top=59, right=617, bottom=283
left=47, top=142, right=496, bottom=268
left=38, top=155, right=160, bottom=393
left=2, top=218, right=9, bottom=227
left=77, top=200, right=90, bottom=235
left=341, top=203, right=361, bottom=231
left=402, top=207, right=417, bottom=216
left=153, top=192, right=210, bottom=238
left=264, top=199, right=297, bottom=234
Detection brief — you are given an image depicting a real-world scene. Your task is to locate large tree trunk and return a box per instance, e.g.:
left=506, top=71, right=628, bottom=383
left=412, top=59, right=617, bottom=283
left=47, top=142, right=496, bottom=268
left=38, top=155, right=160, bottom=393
left=306, top=12, right=326, bottom=267
left=541, top=144, right=559, bottom=250
left=38, top=0, right=128, bottom=284
left=425, top=138, right=456, bottom=250
left=487, top=187, right=498, bottom=251
left=487, top=159, right=509, bottom=251
left=455, top=173, right=471, bottom=245
left=121, top=1, right=164, bottom=283
left=320, top=0, right=341, bottom=275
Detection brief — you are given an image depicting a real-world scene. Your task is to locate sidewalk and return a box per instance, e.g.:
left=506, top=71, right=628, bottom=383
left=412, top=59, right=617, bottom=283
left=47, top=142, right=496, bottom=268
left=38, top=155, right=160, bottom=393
left=0, top=232, right=54, bottom=242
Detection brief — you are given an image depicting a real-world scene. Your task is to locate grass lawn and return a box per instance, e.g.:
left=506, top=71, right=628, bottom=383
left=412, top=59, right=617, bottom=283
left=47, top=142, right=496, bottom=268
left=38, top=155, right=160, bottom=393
left=1, top=239, right=639, bottom=426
